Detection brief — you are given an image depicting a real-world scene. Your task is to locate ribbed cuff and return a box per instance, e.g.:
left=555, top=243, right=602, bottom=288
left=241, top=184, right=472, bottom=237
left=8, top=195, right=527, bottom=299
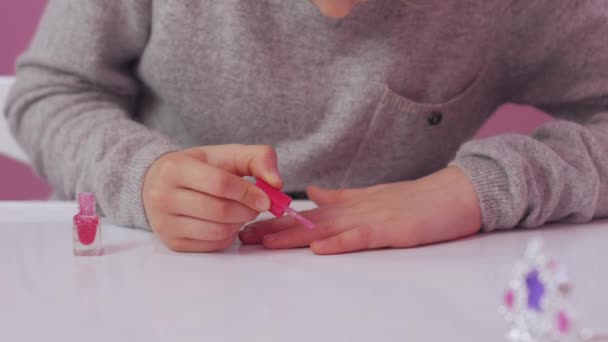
left=449, top=156, right=514, bottom=232
left=121, top=139, right=180, bottom=230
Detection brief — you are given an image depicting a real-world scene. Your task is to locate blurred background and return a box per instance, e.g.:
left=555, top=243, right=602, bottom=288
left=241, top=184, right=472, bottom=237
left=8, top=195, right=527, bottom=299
left=0, top=0, right=551, bottom=200
left=1, top=0, right=51, bottom=200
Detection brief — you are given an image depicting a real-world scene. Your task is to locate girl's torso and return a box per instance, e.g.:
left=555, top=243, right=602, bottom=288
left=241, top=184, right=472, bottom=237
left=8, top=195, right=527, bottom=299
left=136, top=0, right=503, bottom=190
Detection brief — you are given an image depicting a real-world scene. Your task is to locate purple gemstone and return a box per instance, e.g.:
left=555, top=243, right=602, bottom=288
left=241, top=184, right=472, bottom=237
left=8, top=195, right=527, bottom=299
left=525, top=269, right=545, bottom=311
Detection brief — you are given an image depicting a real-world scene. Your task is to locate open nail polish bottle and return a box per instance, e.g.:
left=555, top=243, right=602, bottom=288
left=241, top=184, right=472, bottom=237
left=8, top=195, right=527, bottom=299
left=255, top=179, right=315, bottom=229
left=73, top=193, right=102, bottom=256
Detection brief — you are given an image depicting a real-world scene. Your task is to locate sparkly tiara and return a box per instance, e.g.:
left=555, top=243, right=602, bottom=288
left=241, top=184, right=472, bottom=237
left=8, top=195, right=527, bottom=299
left=499, top=238, right=607, bottom=342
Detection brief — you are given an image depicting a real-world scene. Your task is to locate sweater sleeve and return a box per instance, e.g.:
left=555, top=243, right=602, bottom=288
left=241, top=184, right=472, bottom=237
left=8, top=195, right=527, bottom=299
left=4, top=0, right=180, bottom=229
left=450, top=1, right=608, bottom=231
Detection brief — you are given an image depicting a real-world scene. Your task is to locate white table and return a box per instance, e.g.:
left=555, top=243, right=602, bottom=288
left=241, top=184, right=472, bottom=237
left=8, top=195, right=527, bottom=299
left=1, top=201, right=607, bottom=342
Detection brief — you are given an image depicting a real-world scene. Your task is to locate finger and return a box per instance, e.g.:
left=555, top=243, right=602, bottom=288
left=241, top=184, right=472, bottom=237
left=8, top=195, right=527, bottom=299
left=169, top=189, right=259, bottom=223
left=239, top=224, right=290, bottom=245
left=310, top=225, right=383, bottom=255
left=306, top=185, right=361, bottom=206
left=260, top=216, right=354, bottom=249
left=186, top=144, right=283, bottom=188
left=238, top=216, right=298, bottom=244
left=159, top=215, right=243, bottom=241
left=171, top=156, right=270, bottom=212
left=306, top=185, right=339, bottom=206
left=238, top=209, right=326, bottom=244
left=165, top=236, right=236, bottom=253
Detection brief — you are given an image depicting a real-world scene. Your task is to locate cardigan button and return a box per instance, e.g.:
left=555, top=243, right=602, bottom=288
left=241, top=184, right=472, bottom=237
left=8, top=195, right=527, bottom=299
left=427, top=112, right=443, bottom=126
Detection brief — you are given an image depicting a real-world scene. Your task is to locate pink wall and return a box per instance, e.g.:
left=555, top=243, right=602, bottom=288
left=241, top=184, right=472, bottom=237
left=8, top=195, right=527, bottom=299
left=0, top=0, right=46, bottom=75
left=0, top=0, right=551, bottom=200
left=0, top=0, right=51, bottom=200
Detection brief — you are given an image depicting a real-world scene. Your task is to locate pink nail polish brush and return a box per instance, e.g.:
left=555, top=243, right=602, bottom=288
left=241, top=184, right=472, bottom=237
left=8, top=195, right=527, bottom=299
left=255, top=179, right=315, bottom=229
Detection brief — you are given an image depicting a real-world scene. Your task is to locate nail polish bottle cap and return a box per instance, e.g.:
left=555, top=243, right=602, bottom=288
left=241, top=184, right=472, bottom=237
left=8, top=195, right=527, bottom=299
left=255, top=179, right=292, bottom=217
left=78, top=192, right=96, bottom=216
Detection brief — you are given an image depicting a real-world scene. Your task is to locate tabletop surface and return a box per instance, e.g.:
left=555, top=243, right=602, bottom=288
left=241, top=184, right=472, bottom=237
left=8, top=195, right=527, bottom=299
left=1, top=201, right=607, bottom=342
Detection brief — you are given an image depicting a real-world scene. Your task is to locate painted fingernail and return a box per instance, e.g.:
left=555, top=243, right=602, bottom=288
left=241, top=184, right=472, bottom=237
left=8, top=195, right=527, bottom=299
left=263, top=234, right=278, bottom=242
left=239, top=228, right=255, bottom=240
left=256, top=197, right=271, bottom=212
left=242, top=224, right=255, bottom=231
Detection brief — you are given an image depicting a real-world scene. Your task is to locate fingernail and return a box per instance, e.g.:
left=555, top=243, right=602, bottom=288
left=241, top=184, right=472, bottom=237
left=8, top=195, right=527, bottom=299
left=311, top=240, right=325, bottom=248
left=265, top=170, right=282, bottom=186
left=311, top=240, right=327, bottom=253
left=263, top=234, right=278, bottom=242
left=239, top=228, right=255, bottom=239
left=256, top=197, right=271, bottom=212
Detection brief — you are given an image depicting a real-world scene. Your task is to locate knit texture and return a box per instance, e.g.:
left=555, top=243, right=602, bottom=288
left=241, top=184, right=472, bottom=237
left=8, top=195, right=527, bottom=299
left=5, top=0, right=608, bottom=231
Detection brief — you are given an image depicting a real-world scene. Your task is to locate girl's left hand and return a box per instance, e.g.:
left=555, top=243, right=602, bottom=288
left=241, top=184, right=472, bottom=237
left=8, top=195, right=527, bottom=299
left=238, top=166, right=483, bottom=255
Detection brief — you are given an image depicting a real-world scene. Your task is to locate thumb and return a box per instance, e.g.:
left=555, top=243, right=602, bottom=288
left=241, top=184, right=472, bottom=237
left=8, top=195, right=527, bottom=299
left=186, top=144, right=282, bottom=188
left=307, top=185, right=356, bottom=206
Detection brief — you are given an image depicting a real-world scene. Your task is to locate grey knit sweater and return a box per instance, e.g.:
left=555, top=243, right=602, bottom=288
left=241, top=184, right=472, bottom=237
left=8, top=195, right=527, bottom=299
left=5, top=0, right=608, bottom=231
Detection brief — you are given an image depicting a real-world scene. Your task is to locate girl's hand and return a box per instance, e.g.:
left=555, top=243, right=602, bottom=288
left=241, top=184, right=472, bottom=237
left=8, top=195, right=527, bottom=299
left=239, top=166, right=482, bottom=255
left=143, top=144, right=282, bottom=252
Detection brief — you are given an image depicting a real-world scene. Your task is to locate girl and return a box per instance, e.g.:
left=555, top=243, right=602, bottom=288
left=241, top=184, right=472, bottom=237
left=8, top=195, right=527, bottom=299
left=6, top=0, right=608, bottom=254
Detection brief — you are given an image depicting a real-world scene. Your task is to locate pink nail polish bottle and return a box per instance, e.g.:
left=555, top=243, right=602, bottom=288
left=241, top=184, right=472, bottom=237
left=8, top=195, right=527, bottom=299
left=73, top=193, right=102, bottom=256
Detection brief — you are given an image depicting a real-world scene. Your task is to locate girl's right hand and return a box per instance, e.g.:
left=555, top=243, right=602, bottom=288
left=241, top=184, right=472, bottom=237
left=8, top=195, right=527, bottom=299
left=142, top=144, right=282, bottom=252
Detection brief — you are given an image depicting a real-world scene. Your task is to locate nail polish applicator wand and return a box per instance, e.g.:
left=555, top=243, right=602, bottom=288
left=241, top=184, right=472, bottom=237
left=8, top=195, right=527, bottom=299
left=255, top=179, right=315, bottom=230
